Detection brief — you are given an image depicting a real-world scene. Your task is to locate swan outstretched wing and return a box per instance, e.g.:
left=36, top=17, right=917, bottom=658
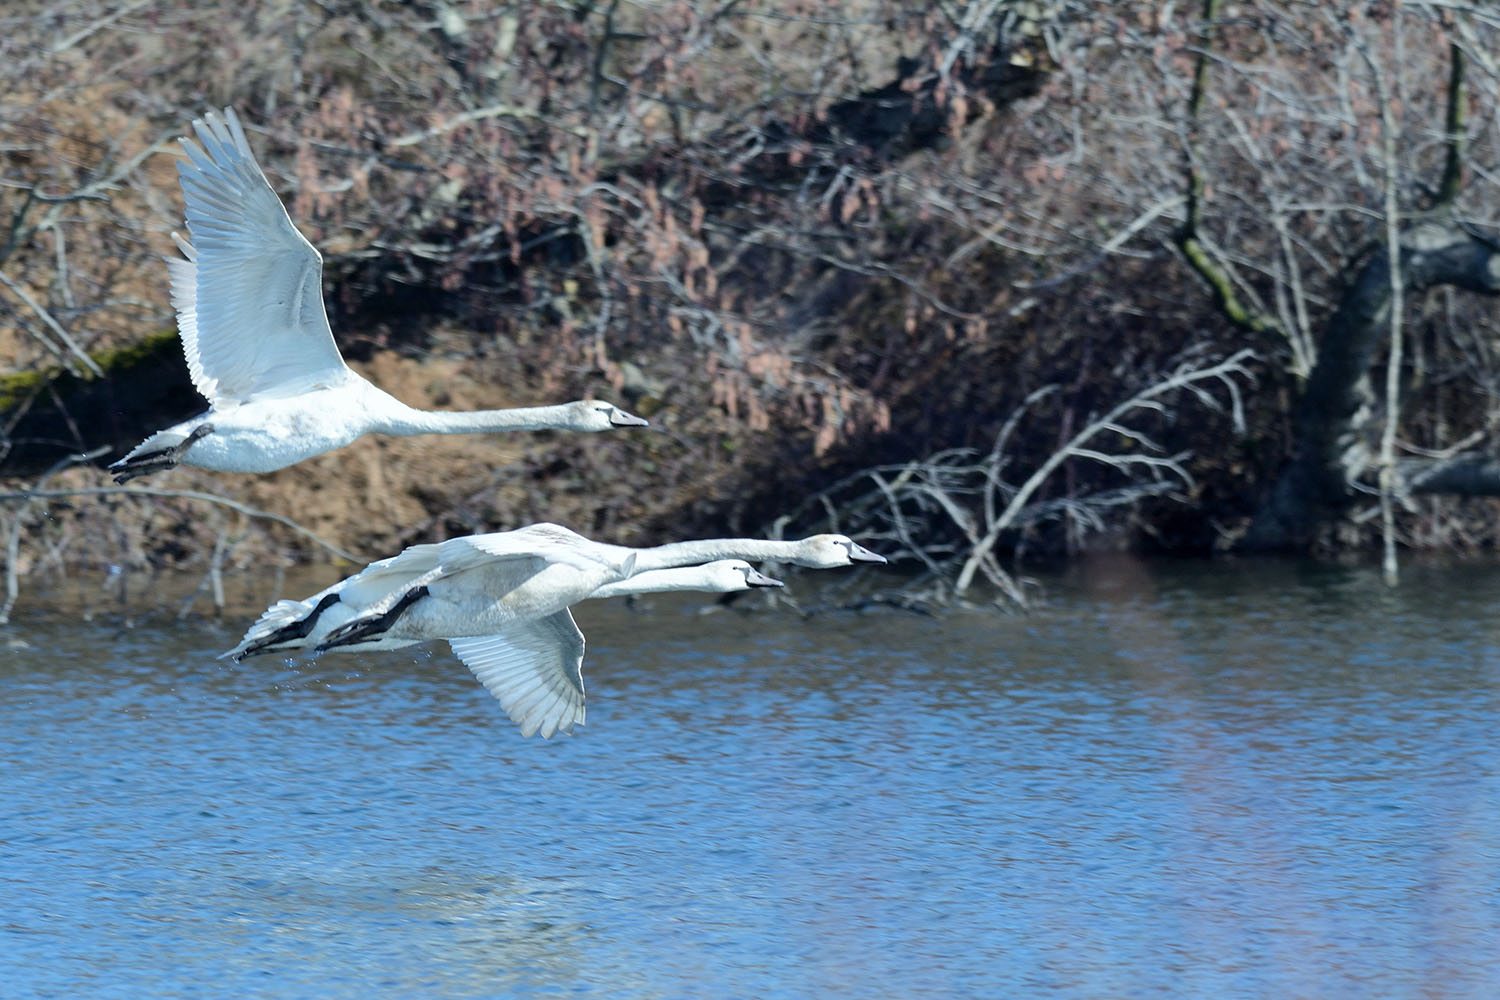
left=337, top=543, right=443, bottom=607
left=436, top=524, right=624, bottom=577
left=175, top=108, right=350, bottom=402
left=449, top=611, right=587, bottom=738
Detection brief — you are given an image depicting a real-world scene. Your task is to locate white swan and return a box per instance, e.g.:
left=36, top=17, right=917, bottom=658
left=226, top=522, right=884, bottom=660
left=449, top=559, right=783, bottom=738
left=227, top=523, right=630, bottom=659
left=111, top=108, right=646, bottom=482
left=235, top=557, right=780, bottom=738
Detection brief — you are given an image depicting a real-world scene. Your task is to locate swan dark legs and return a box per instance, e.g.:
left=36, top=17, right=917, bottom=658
left=232, top=592, right=342, bottom=661
left=109, top=423, right=215, bottom=483
left=317, top=586, right=430, bottom=651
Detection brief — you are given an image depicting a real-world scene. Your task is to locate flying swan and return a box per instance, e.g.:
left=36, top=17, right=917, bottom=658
left=243, top=554, right=785, bottom=738
left=226, top=522, right=886, bottom=661
left=111, top=108, right=646, bottom=482
left=226, top=524, right=884, bottom=735
left=447, top=559, right=784, bottom=738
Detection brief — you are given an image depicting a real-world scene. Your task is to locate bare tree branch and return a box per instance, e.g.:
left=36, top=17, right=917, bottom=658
left=0, top=486, right=362, bottom=563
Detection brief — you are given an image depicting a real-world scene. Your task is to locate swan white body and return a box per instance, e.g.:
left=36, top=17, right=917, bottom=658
left=226, top=523, right=884, bottom=660
left=111, top=108, right=645, bottom=482
left=449, top=560, right=782, bottom=738
left=232, top=554, right=782, bottom=738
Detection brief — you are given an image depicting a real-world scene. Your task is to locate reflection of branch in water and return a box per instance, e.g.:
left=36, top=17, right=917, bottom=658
left=0, top=480, right=361, bottom=622
left=2, top=445, right=111, bottom=623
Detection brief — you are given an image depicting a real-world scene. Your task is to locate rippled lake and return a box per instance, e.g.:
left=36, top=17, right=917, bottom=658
left=3, top=557, right=1499, bottom=998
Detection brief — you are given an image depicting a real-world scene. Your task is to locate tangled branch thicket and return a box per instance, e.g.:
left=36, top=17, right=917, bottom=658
left=777, top=349, right=1254, bottom=606
left=6, top=2, right=1500, bottom=607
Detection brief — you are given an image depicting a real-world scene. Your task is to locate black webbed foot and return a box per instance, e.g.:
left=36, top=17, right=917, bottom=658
left=317, top=586, right=429, bottom=651
left=110, top=423, right=215, bottom=484
left=233, top=592, right=342, bottom=661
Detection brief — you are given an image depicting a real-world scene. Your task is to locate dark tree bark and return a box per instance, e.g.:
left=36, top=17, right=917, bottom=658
left=1241, top=220, right=1500, bottom=550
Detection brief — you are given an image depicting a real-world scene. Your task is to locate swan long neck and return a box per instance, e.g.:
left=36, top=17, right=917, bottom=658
left=631, top=538, right=800, bottom=572
left=590, top=566, right=723, bottom=599
left=374, top=402, right=585, bottom=436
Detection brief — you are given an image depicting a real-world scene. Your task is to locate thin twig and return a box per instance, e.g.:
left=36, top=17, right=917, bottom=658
left=0, top=486, right=362, bottom=562
left=388, top=103, right=588, bottom=148
left=0, top=270, right=103, bottom=377
left=1360, top=21, right=1406, bottom=586
left=50, top=0, right=153, bottom=54
left=1, top=445, right=110, bottom=624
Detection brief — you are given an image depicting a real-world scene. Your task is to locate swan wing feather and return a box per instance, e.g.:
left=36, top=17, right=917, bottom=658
left=436, top=525, right=619, bottom=577
left=176, top=108, right=350, bottom=402
left=336, top=542, right=443, bottom=609
left=449, top=611, right=587, bottom=738
left=163, top=240, right=215, bottom=400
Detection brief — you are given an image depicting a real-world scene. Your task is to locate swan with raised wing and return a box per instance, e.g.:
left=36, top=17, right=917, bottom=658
left=235, top=556, right=782, bottom=738
left=111, top=108, right=646, bottom=483
left=226, top=523, right=884, bottom=660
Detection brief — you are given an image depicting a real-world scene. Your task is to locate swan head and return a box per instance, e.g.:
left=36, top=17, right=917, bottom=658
left=794, top=534, right=889, bottom=568
left=713, top=559, right=784, bottom=591
left=566, top=400, right=649, bottom=431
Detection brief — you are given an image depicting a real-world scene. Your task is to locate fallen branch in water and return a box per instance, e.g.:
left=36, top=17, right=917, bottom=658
left=773, top=348, right=1257, bottom=607
left=953, top=348, right=1254, bottom=595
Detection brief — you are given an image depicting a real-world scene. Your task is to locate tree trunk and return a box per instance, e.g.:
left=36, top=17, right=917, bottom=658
left=1241, top=219, right=1500, bottom=550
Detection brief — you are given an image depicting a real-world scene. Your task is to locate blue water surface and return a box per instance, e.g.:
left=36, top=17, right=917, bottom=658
left=2, top=557, right=1498, bottom=998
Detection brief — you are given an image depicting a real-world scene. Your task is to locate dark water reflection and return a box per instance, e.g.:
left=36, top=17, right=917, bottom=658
left=3, top=557, right=1499, bottom=998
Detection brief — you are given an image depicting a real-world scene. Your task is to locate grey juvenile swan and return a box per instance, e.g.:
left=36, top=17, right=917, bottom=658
left=236, top=552, right=783, bottom=738
left=226, top=523, right=885, bottom=660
